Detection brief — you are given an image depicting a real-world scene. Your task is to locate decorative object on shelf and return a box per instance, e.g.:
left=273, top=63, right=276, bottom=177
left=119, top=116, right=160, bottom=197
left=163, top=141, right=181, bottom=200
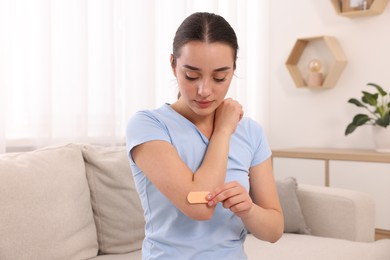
left=285, top=35, right=347, bottom=89
left=331, top=0, right=389, bottom=18
left=341, top=0, right=373, bottom=12
left=372, top=125, right=390, bottom=152
left=345, top=83, right=390, bottom=152
left=307, top=59, right=324, bottom=87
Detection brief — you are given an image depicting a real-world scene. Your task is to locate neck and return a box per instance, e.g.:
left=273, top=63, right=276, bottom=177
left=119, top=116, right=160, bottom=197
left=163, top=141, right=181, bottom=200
left=171, top=101, right=215, bottom=139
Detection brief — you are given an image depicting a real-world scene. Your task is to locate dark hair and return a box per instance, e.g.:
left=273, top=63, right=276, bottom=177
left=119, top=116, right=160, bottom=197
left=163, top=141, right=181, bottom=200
left=171, top=12, right=239, bottom=70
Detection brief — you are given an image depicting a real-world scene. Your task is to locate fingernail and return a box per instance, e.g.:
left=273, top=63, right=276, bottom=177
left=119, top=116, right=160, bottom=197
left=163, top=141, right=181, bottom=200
left=208, top=200, right=214, bottom=206
left=207, top=194, right=212, bottom=200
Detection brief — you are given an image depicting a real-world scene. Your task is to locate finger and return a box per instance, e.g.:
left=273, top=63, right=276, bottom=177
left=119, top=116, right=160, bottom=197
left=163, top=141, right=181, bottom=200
left=221, top=191, right=253, bottom=215
left=218, top=181, right=240, bottom=193
left=209, top=181, right=239, bottom=199
left=208, top=182, right=242, bottom=206
left=229, top=201, right=254, bottom=217
left=239, top=110, right=244, bottom=120
left=221, top=192, right=247, bottom=209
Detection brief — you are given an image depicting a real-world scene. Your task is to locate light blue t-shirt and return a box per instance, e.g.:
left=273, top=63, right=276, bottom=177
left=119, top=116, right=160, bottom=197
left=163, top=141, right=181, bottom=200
left=126, top=103, right=271, bottom=260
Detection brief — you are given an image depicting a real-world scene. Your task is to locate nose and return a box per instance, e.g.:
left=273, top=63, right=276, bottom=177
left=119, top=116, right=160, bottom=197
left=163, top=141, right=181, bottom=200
left=197, top=80, right=211, bottom=97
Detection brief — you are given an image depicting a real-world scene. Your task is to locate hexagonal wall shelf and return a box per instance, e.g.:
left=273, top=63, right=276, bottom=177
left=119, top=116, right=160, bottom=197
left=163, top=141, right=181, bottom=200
left=285, top=36, right=348, bottom=89
left=330, top=0, right=389, bottom=18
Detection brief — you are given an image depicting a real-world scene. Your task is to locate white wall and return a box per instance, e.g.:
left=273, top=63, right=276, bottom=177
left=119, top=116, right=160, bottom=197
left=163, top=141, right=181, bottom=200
left=268, top=0, right=390, bottom=150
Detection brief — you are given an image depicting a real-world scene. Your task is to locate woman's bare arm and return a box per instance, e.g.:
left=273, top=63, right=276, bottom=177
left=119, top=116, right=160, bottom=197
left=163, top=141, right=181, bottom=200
left=242, top=158, right=284, bottom=242
left=207, top=158, right=284, bottom=242
left=131, top=99, right=243, bottom=220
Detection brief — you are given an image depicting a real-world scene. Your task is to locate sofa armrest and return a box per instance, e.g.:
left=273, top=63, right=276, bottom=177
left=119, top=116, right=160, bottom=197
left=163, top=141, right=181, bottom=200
left=297, top=185, right=375, bottom=242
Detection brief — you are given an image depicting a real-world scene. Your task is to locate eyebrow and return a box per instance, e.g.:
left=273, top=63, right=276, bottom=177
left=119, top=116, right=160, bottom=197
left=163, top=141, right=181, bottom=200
left=183, top=64, right=231, bottom=72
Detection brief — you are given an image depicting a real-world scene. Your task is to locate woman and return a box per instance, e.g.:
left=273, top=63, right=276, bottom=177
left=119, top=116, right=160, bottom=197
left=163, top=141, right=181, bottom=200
left=126, top=12, right=283, bottom=259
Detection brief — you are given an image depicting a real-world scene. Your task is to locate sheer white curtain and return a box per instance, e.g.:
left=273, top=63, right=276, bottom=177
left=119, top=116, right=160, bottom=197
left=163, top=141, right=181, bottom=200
left=0, top=0, right=270, bottom=153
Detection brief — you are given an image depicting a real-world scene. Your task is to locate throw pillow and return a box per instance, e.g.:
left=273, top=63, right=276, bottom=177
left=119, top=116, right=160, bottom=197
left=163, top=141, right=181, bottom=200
left=0, top=144, right=98, bottom=260
left=82, top=144, right=145, bottom=254
left=276, top=177, right=311, bottom=234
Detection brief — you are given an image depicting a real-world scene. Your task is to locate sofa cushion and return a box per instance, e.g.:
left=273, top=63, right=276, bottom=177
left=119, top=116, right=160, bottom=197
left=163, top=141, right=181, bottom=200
left=82, top=144, right=144, bottom=254
left=276, top=177, right=311, bottom=234
left=0, top=144, right=98, bottom=260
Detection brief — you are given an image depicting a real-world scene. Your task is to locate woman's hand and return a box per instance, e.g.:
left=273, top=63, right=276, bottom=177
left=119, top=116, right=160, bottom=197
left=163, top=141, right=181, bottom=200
left=207, top=181, right=254, bottom=219
left=213, top=98, right=243, bottom=135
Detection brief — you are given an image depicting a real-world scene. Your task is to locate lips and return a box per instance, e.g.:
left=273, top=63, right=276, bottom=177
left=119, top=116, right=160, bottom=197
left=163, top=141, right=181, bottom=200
left=195, top=100, right=213, bottom=108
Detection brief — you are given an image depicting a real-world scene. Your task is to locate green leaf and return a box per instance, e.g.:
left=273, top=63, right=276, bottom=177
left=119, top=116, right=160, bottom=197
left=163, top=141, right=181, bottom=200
left=346, top=83, right=390, bottom=134
left=348, top=98, right=366, bottom=108
left=376, top=113, right=390, bottom=127
left=367, top=83, right=387, bottom=96
left=345, top=123, right=357, bottom=135
left=345, top=114, right=371, bottom=135
left=361, top=91, right=378, bottom=106
left=375, top=106, right=386, bottom=118
left=352, top=114, right=371, bottom=125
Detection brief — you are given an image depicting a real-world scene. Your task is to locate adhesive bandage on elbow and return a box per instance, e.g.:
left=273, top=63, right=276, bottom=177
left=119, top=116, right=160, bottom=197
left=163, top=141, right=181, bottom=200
left=187, top=191, right=210, bottom=204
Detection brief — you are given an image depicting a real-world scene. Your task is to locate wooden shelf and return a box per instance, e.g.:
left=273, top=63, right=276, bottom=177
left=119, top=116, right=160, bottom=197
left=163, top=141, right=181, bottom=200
left=331, top=0, right=389, bottom=18
left=285, top=36, right=348, bottom=89
left=272, top=147, right=390, bottom=163
left=272, top=147, right=390, bottom=186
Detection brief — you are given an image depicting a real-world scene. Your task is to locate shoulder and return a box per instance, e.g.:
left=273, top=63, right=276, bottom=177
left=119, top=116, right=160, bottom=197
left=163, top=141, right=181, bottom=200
left=127, top=105, right=169, bottom=129
left=237, top=117, right=266, bottom=139
left=126, top=105, right=171, bottom=141
left=125, top=105, right=173, bottom=157
left=235, top=117, right=271, bottom=164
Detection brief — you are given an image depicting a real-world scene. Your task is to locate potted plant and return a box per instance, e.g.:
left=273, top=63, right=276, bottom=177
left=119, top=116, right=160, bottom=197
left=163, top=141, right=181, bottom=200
left=345, top=82, right=390, bottom=151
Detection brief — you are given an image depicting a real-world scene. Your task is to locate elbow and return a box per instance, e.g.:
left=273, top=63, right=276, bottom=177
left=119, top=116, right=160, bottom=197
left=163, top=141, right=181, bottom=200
left=268, top=215, right=284, bottom=243
left=268, top=229, right=283, bottom=243
left=268, top=220, right=284, bottom=243
left=251, top=215, right=284, bottom=243
left=254, top=227, right=283, bottom=244
left=268, top=237, right=281, bottom=244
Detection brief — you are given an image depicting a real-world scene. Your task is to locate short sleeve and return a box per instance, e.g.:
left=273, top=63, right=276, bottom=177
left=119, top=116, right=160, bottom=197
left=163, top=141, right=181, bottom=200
left=248, top=119, right=272, bottom=167
left=125, top=110, right=171, bottom=164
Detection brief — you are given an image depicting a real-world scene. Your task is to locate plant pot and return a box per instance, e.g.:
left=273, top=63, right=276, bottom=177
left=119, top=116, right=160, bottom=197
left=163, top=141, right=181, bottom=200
left=372, top=126, right=390, bottom=152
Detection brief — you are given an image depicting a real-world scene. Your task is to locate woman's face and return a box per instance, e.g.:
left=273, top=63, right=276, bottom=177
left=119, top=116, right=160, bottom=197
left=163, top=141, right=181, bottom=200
left=172, top=41, right=235, bottom=117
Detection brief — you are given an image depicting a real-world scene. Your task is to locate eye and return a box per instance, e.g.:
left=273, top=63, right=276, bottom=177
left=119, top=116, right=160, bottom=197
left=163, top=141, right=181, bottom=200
left=185, top=75, right=199, bottom=81
left=214, top=77, right=226, bottom=83
left=184, top=71, right=200, bottom=81
left=213, top=72, right=228, bottom=83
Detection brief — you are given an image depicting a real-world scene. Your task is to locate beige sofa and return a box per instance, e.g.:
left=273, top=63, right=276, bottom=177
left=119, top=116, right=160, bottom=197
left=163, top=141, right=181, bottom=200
left=0, top=143, right=389, bottom=260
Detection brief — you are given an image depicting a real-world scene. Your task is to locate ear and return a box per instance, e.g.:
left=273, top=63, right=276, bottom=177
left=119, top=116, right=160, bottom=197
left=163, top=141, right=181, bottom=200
left=170, top=54, right=177, bottom=77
